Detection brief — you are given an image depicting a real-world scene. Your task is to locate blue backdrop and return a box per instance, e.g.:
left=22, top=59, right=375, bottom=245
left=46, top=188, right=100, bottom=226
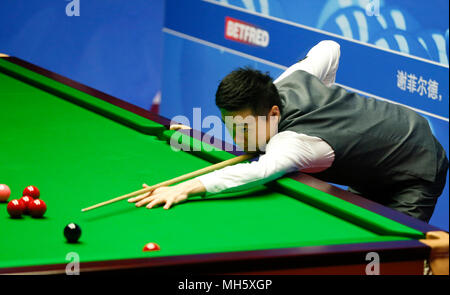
left=0, top=0, right=164, bottom=110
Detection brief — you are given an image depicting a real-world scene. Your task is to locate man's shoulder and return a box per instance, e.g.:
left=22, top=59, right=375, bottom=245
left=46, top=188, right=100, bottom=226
left=274, top=69, right=315, bottom=89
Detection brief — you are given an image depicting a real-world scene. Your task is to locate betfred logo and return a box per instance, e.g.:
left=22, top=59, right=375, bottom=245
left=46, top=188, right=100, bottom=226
left=225, top=17, right=269, bottom=47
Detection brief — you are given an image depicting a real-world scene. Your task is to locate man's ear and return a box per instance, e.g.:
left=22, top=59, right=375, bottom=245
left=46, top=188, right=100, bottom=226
left=268, top=105, right=280, bottom=117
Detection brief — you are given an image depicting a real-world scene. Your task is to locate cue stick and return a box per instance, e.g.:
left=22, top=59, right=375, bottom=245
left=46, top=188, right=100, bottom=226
left=81, top=153, right=255, bottom=212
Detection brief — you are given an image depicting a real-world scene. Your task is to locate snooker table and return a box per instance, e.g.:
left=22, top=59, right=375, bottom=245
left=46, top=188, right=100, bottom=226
left=0, top=55, right=448, bottom=275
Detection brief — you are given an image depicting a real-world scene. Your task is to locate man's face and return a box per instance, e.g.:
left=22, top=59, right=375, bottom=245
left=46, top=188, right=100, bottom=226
left=220, top=106, right=280, bottom=152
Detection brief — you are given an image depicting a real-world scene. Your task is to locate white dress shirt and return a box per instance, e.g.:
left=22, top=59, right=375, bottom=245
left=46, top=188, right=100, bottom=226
left=196, top=40, right=340, bottom=194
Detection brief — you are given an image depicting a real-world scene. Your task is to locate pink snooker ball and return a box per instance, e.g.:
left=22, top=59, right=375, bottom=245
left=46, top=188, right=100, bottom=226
left=0, top=184, right=11, bottom=202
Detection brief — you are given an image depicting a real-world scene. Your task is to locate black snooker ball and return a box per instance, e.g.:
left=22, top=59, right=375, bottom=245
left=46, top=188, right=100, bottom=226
left=64, top=223, right=82, bottom=243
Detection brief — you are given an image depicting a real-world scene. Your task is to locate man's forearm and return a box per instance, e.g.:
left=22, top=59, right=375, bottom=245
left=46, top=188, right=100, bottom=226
left=178, top=179, right=207, bottom=197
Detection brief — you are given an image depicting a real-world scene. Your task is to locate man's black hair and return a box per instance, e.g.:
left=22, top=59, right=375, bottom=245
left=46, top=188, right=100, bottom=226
left=215, top=66, right=281, bottom=115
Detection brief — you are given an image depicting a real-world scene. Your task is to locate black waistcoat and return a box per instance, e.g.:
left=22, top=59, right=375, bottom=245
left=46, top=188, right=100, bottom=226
left=275, top=70, right=441, bottom=196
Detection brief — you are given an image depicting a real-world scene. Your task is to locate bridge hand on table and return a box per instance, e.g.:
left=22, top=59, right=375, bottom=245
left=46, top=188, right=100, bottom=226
left=128, top=183, right=188, bottom=210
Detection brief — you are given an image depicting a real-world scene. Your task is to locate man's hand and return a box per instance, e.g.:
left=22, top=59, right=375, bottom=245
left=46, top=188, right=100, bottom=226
left=127, top=179, right=206, bottom=210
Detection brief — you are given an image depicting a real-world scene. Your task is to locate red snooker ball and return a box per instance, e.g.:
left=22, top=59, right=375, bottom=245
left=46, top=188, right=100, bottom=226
left=142, top=242, right=160, bottom=252
left=29, top=199, right=46, bottom=218
left=23, top=186, right=40, bottom=199
left=0, top=184, right=11, bottom=202
left=7, top=199, right=26, bottom=218
left=20, top=196, right=34, bottom=215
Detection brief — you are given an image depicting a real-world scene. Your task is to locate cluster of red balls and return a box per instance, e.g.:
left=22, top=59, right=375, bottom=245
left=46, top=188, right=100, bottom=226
left=0, top=185, right=47, bottom=219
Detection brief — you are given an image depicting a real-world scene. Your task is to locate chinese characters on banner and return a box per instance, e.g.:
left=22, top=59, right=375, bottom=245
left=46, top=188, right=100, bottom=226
left=397, top=70, right=442, bottom=101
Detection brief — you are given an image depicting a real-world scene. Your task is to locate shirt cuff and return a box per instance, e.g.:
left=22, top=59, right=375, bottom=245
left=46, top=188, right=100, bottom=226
left=196, top=173, right=223, bottom=195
